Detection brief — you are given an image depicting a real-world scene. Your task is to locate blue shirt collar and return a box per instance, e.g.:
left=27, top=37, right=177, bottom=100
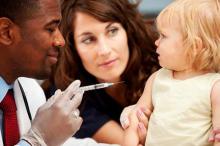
left=0, top=77, right=13, bottom=102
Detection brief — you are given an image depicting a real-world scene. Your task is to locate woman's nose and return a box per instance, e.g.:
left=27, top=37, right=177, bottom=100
left=97, top=39, right=111, bottom=56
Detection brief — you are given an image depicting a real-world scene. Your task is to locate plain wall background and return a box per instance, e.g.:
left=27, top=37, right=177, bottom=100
left=137, top=0, right=172, bottom=18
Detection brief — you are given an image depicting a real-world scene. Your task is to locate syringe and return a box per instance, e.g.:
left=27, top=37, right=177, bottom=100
left=79, top=82, right=114, bottom=92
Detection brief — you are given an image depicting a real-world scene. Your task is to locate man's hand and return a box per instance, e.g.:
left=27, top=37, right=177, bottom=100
left=29, top=80, right=84, bottom=146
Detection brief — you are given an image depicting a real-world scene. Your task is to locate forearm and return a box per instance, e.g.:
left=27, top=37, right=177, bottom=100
left=122, top=127, right=139, bottom=146
left=122, top=111, right=140, bottom=146
left=63, top=137, right=120, bottom=146
left=92, top=120, right=124, bottom=144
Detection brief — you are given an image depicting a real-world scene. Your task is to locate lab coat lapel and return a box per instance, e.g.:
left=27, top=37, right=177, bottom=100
left=14, top=77, right=46, bottom=136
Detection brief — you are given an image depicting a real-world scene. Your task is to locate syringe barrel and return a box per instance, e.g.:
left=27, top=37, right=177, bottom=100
left=79, top=83, right=114, bottom=92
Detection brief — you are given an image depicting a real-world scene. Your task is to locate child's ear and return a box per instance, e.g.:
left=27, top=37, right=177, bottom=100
left=0, top=18, right=15, bottom=45
left=195, top=37, right=203, bottom=52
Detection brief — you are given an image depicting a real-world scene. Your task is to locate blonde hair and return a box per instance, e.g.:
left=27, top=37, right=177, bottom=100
left=156, top=0, right=220, bottom=72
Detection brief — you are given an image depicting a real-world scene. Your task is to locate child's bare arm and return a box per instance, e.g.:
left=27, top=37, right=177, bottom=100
left=122, top=72, right=157, bottom=146
left=211, top=80, right=220, bottom=146
left=122, top=109, right=140, bottom=146
left=136, top=72, right=156, bottom=110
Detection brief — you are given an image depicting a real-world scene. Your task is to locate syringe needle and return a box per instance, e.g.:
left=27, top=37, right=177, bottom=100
left=79, top=81, right=125, bottom=92
left=114, top=81, right=125, bottom=84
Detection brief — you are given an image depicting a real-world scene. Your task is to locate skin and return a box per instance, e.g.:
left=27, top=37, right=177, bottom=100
left=73, top=12, right=130, bottom=144
left=0, top=0, right=65, bottom=84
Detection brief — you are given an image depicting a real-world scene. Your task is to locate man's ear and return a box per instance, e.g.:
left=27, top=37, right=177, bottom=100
left=0, top=17, right=16, bottom=45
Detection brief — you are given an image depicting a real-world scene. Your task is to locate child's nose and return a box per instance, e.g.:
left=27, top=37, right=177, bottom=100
left=155, top=39, right=159, bottom=47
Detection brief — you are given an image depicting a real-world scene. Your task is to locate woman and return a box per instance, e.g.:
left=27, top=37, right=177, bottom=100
left=43, top=0, right=159, bottom=144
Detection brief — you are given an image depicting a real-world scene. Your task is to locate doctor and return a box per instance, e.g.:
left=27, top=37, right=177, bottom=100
left=0, top=0, right=117, bottom=146
left=0, top=0, right=85, bottom=145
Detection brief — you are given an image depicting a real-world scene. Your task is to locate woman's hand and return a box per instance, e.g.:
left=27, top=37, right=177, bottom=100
left=209, top=127, right=220, bottom=142
left=120, top=105, right=151, bottom=145
left=136, top=107, right=151, bottom=144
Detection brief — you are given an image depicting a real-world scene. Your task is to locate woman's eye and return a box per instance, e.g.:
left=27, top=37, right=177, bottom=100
left=108, top=27, right=119, bottom=36
left=82, top=37, right=94, bottom=44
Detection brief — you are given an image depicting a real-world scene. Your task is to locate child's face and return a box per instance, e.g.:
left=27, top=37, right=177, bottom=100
left=155, top=18, right=189, bottom=71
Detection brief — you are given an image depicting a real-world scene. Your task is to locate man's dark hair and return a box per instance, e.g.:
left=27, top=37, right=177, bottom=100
left=0, top=0, right=40, bottom=25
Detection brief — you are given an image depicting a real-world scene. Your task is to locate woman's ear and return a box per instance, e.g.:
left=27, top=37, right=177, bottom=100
left=0, top=18, right=16, bottom=45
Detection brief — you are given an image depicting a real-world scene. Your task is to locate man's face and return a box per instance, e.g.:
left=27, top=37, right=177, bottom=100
left=11, top=0, right=64, bottom=79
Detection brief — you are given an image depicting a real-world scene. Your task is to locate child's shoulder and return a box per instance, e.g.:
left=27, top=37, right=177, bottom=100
left=152, top=68, right=172, bottom=79
left=209, top=73, right=220, bottom=88
left=146, top=68, right=171, bottom=87
left=205, top=72, right=220, bottom=83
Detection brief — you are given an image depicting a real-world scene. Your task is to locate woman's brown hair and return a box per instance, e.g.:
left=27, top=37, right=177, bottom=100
left=49, top=0, right=159, bottom=104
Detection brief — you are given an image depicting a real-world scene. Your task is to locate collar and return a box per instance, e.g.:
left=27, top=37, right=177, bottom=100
left=0, top=76, right=13, bottom=102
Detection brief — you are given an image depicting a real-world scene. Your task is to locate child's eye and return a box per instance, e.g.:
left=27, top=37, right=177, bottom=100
left=160, top=33, right=166, bottom=38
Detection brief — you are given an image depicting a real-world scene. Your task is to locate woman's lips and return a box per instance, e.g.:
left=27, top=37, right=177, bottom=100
left=98, top=58, right=118, bottom=67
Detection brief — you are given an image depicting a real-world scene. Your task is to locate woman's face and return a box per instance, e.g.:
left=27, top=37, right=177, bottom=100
left=73, top=12, right=129, bottom=82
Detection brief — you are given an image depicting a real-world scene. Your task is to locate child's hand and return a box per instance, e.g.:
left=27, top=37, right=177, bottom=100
left=209, top=127, right=220, bottom=142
